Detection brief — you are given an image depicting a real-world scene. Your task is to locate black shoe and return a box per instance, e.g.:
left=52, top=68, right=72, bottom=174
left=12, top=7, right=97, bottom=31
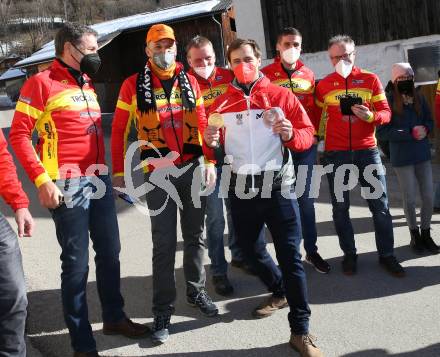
left=379, top=255, right=405, bottom=277
left=342, top=254, right=357, bottom=275
left=305, top=252, right=331, bottom=274
left=151, top=313, right=171, bottom=345
left=230, top=259, right=245, bottom=268
left=421, top=228, right=440, bottom=254
left=212, top=275, right=234, bottom=296
left=230, top=259, right=257, bottom=275
left=410, top=227, right=424, bottom=255
left=187, top=289, right=219, bottom=317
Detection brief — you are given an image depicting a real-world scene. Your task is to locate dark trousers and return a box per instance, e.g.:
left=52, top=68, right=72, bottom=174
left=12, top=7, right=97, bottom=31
left=229, top=190, right=310, bottom=334
left=293, top=144, right=319, bottom=254
left=50, top=175, right=125, bottom=353
left=321, top=148, right=394, bottom=257
left=145, top=161, right=206, bottom=315
left=206, top=165, right=266, bottom=276
left=0, top=213, right=27, bottom=357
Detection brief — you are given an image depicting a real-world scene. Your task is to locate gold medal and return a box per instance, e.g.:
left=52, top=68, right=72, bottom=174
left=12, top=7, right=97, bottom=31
left=208, top=112, right=224, bottom=128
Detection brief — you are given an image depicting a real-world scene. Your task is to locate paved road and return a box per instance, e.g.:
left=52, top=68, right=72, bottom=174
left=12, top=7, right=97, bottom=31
left=1, top=126, right=439, bottom=357
left=0, top=108, right=14, bottom=128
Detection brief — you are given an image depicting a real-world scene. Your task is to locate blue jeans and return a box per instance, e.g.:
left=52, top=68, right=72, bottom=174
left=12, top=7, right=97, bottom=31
left=229, top=190, right=310, bottom=335
left=0, top=213, right=27, bottom=357
left=225, top=198, right=267, bottom=265
left=205, top=166, right=265, bottom=276
left=50, top=175, right=125, bottom=353
left=322, top=148, right=394, bottom=257
left=293, top=145, right=318, bottom=254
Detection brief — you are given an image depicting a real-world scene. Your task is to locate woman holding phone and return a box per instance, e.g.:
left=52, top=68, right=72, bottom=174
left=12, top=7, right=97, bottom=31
left=377, top=63, right=439, bottom=255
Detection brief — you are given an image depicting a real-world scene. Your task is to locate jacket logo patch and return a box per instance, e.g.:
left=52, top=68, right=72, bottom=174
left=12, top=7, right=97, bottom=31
left=71, top=93, right=96, bottom=103
left=203, top=89, right=222, bottom=101
left=61, top=80, right=69, bottom=84
left=335, top=93, right=361, bottom=100
left=19, top=95, right=32, bottom=104
left=256, top=111, right=264, bottom=120
left=216, top=76, right=223, bottom=81
left=333, top=82, right=339, bottom=86
left=86, top=124, right=101, bottom=135
left=275, top=72, right=281, bottom=77
left=352, top=79, right=364, bottom=84
left=80, top=111, right=99, bottom=118
left=156, top=91, right=181, bottom=101
left=236, top=113, right=244, bottom=125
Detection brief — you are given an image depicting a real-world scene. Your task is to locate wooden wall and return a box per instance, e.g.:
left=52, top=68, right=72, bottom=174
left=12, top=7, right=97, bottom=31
left=261, top=0, right=440, bottom=56
left=92, top=13, right=236, bottom=112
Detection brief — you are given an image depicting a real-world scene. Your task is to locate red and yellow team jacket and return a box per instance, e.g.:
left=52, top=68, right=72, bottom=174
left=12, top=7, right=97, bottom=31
left=261, top=59, right=318, bottom=131
left=315, top=66, right=391, bottom=151
left=435, top=78, right=440, bottom=128
left=188, top=66, right=234, bottom=116
left=0, top=129, right=29, bottom=211
left=112, top=62, right=207, bottom=175
left=205, top=76, right=314, bottom=173
left=9, top=59, right=105, bottom=188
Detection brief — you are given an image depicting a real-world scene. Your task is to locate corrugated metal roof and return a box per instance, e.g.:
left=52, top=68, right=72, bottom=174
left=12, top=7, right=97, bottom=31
left=212, top=0, right=232, bottom=12
left=15, top=0, right=232, bottom=68
left=0, top=67, right=26, bottom=81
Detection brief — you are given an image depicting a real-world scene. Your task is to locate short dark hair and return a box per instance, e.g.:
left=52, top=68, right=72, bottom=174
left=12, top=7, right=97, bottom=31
left=55, top=22, right=98, bottom=56
left=227, top=38, right=261, bottom=62
left=186, top=35, right=213, bottom=57
left=277, top=27, right=302, bottom=43
left=328, top=34, right=355, bottom=49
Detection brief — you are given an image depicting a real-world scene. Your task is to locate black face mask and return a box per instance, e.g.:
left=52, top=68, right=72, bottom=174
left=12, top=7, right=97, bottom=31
left=72, top=45, right=101, bottom=75
left=80, top=53, right=101, bottom=75
left=397, top=80, right=414, bottom=95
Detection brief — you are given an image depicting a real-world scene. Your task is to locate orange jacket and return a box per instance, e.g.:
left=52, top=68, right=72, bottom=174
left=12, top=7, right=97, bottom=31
left=315, top=66, right=391, bottom=151
left=261, top=60, right=318, bottom=131
left=111, top=62, right=207, bottom=175
left=0, top=129, right=29, bottom=211
left=435, top=78, right=440, bottom=128
left=188, top=66, right=234, bottom=116
left=9, top=59, right=105, bottom=188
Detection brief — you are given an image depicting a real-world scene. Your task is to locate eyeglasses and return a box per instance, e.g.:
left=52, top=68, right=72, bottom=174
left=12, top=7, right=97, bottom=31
left=330, top=51, right=355, bottom=62
left=396, top=76, right=413, bottom=82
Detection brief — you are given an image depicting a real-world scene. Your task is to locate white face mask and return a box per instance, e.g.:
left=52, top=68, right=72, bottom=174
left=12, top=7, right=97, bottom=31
left=193, top=65, right=215, bottom=79
left=281, top=47, right=301, bottom=65
left=335, top=59, right=353, bottom=78
left=153, top=50, right=176, bottom=70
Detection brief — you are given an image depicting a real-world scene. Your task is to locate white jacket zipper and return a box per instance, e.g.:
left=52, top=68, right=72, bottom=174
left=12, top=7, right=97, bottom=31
left=244, top=94, right=256, bottom=191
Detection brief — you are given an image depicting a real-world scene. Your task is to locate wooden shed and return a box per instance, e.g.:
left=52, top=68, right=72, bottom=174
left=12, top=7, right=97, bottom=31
left=14, top=0, right=235, bottom=112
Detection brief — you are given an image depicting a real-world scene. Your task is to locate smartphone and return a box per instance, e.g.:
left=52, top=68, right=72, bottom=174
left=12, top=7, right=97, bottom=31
left=340, top=96, right=362, bottom=115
